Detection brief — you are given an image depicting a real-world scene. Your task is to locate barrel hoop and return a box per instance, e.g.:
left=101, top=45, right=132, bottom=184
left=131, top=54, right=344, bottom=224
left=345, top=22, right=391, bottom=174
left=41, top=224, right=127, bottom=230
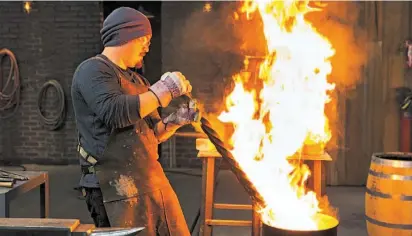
left=372, top=155, right=412, bottom=168
left=366, top=187, right=412, bottom=201
left=366, top=215, right=412, bottom=229
left=369, top=169, right=412, bottom=181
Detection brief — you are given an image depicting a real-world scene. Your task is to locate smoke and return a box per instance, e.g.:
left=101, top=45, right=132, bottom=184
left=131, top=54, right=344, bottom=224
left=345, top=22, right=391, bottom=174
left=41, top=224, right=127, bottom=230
left=168, top=1, right=367, bottom=152
left=165, top=2, right=267, bottom=116
left=305, top=2, right=368, bottom=153
left=164, top=2, right=267, bottom=142
left=307, top=1, right=367, bottom=90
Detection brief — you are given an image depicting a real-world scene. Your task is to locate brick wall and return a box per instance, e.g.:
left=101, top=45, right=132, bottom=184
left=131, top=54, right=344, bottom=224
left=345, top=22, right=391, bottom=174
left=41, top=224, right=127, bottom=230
left=160, top=2, right=255, bottom=168
left=0, top=2, right=102, bottom=164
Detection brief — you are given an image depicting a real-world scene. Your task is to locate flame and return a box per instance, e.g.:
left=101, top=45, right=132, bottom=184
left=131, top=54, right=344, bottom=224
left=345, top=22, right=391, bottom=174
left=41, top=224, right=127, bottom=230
left=218, top=0, right=336, bottom=230
left=203, top=2, right=212, bottom=12
left=23, top=1, right=32, bottom=14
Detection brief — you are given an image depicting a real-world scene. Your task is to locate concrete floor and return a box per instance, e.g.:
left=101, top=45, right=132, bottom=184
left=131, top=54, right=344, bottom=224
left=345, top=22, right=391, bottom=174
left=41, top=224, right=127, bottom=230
left=2, top=165, right=367, bottom=236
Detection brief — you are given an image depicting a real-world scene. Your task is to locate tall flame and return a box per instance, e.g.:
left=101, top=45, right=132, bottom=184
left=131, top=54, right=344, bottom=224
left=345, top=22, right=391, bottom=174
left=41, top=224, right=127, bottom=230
left=218, top=0, right=336, bottom=230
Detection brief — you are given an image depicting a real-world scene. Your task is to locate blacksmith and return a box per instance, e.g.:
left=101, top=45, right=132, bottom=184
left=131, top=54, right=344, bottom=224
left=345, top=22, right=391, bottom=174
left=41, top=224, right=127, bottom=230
left=71, top=7, right=197, bottom=236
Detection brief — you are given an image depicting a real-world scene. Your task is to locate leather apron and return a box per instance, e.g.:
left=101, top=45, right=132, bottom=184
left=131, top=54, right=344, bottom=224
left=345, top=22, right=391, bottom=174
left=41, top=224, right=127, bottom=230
left=93, top=56, right=190, bottom=236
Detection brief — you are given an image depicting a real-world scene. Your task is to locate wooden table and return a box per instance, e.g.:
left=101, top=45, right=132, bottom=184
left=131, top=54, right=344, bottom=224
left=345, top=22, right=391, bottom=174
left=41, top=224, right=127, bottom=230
left=0, top=171, right=49, bottom=218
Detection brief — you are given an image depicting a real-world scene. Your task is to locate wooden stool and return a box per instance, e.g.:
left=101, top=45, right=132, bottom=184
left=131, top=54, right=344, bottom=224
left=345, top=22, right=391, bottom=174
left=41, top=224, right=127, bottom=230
left=196, top=138, right=261, bottom=236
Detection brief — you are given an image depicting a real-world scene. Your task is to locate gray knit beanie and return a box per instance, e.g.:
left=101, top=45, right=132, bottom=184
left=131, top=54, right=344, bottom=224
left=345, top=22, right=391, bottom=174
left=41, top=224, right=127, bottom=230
left=100, top=7, right=152, bottom=47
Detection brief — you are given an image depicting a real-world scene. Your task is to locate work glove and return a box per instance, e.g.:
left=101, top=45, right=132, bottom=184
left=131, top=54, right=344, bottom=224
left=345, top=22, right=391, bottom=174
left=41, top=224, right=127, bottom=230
left=162, top=99, right=201, bottom=130
left=149, top=72, right=192, bottom=107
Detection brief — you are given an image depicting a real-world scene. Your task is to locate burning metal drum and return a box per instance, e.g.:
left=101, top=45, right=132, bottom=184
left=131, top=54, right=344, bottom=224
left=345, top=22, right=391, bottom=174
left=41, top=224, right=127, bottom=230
left=261, top=213, right=338, bottom=236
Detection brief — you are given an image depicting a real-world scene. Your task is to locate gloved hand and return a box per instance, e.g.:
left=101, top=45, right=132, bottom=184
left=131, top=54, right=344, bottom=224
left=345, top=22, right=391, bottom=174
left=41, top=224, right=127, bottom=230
left=162, top=99, right=201, bottom=130
left=149, top=72, right=192, bottom=107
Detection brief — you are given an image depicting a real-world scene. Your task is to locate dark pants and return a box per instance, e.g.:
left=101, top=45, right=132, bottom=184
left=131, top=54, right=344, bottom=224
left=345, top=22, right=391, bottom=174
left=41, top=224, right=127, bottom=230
left=84, top=187, right=111, bottom=227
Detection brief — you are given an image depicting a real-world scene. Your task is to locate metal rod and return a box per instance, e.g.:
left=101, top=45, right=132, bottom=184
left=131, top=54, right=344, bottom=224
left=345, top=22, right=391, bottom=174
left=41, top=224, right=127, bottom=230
left=199, top=117, right=266, bottom=207
left=0, top=169, right=28, bottom=180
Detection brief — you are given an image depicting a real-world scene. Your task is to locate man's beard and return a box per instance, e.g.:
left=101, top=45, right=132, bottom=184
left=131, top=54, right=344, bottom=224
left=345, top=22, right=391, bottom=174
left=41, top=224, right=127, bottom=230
left=134, top=59, right=143, bottom=69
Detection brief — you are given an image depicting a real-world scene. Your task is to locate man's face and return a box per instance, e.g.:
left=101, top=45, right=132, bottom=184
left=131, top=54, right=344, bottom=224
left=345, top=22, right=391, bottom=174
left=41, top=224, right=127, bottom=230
left=126, top=35, right=151, bottom=68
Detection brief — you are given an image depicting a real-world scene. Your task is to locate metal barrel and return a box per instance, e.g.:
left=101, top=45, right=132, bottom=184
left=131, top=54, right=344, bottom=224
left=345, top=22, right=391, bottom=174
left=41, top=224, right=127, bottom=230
left=261, top=213, right=338, bottom=236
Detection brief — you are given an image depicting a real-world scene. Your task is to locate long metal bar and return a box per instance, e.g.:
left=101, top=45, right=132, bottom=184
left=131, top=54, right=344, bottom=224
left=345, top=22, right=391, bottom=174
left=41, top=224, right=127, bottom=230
left=199, top=117, right=265, bottom=207
left=0, top=169, right=28, bottom=180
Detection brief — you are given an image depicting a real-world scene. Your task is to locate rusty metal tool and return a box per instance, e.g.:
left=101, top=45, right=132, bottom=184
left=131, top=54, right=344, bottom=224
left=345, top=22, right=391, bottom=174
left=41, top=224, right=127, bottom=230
left=0, top=169, right=28, bottom=181
left=184, top=92, right=264, bottom=205
left=0, top=177, right=16, bottom=182
left=182, top=93, right=266, bottom=235
left=198, top=117, right=265, bottom=206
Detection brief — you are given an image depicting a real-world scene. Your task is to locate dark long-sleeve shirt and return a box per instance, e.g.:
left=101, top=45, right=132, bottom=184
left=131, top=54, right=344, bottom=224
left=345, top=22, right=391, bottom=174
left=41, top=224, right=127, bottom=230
left=71, top=54, right=144, bottom=188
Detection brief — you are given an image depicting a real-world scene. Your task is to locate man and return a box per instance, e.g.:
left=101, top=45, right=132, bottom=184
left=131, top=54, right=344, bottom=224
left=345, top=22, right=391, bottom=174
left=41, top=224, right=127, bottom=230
left=71, top=7, right=197, bottom=235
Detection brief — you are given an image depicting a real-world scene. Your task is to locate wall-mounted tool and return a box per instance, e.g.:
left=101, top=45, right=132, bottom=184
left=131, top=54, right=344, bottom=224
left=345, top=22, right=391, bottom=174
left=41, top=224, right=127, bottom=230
left=36, top=79, right=66, bottom=131
left=0, top=48, right=21, bottom=119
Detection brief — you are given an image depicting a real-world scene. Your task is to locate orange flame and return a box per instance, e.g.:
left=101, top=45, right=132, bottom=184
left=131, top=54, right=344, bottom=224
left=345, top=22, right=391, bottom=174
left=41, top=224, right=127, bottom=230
left=218, top=0, right=336, bottom=230
left=203, top=2, right=212, bottom=13
left=23, top=1, right=32, bottom=14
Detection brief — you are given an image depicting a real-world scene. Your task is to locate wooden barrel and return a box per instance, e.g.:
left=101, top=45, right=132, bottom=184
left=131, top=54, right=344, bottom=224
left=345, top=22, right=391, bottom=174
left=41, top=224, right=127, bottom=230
left=365, top=152, right=412, bottom=236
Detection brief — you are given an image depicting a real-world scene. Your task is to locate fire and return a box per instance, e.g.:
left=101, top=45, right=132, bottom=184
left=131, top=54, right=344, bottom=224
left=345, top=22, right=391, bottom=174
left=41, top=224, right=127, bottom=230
left=23, top=1, right=32, bottom=14
left=218, top=0, right=336, bottom=231
left=203, top=2, right=212, bottom=12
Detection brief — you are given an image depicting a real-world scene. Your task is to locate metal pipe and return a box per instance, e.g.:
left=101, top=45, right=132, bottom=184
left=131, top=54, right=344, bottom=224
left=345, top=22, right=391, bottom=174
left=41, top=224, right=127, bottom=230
left=199, top=117, right=266, bottom=207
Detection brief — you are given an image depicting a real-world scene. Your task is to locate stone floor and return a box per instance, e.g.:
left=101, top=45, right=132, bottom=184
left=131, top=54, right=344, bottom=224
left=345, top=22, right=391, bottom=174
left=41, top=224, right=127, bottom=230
left=3, top=164, right=367, bottom=236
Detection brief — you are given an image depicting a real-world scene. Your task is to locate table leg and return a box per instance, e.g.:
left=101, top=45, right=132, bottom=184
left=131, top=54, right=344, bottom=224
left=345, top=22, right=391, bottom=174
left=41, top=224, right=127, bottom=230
left=40, top=176, right=49, bottom=218
left=199, top=157, right=215, bottom=236
left=0, top=194, right=10, bottom=218
left=313, top=160, right=322, bottom=196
